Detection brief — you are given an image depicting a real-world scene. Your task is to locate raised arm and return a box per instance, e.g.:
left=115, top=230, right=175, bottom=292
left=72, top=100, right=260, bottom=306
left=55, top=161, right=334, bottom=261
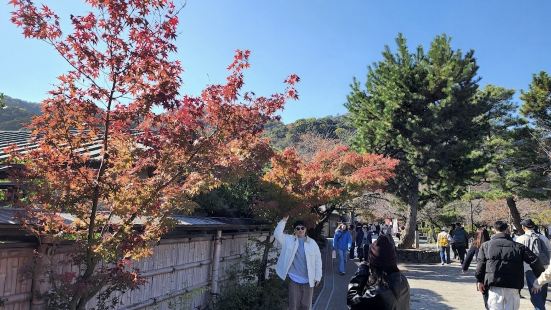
left=273, top=216, right=289, bottom=246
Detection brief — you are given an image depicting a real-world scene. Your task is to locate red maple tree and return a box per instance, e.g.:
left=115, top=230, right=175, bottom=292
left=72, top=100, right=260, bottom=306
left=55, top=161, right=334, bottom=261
left=8, top=0, right=298, bottom=308
left=258, top=145, right=398, bottom=233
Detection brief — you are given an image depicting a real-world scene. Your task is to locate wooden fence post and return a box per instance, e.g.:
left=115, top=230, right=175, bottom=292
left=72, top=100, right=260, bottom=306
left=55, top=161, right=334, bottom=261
left=210, top=230, right=222, bottom=296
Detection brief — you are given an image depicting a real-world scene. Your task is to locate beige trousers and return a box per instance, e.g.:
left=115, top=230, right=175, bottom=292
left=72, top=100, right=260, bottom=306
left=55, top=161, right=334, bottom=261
left=288, top=280, right=314, bottom=310
left=487, top=287, right=520, bottom=310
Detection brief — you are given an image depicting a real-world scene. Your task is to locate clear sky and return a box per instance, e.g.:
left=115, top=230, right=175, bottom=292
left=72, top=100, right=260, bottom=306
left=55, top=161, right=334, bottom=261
left=1, top=0, right=550, bottom=123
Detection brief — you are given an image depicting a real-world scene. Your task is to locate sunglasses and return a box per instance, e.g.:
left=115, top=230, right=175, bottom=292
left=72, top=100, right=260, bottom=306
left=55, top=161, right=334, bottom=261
left=294, top=226, right=306, bottom=231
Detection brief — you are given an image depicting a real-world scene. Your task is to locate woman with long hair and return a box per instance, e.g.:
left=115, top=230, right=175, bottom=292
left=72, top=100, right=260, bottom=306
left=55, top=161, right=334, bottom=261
left=462, top=227, right=490, bottom=272
left=347, top=235, right=410, bottom=309
left=462, top=227, right=490, bottom=309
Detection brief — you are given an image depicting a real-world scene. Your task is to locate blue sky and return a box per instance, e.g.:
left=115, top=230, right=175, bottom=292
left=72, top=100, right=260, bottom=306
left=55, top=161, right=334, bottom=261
left=1, top=0, right=550, bottom=123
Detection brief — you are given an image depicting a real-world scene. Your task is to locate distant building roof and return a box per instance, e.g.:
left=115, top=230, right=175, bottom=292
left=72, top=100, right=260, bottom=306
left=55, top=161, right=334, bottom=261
left=0, top=208, right=269, bottom=234
left=0, top=130, right=123, bottom=161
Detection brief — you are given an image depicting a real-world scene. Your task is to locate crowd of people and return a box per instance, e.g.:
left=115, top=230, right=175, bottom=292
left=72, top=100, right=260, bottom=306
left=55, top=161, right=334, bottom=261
left=273, top=215, right=551, bottom=310
left=436, top=219, right=551, bottom=310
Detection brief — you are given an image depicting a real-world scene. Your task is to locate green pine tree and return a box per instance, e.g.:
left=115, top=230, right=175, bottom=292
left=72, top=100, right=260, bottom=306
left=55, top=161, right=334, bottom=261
left=346, top=34, right=491, bottom=248
left=521, top=71, right=551, bottom=153
left=470, top=85, right=550, bottom=232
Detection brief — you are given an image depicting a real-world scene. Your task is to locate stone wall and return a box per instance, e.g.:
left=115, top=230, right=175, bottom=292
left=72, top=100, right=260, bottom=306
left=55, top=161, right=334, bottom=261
left=396, top=249, right=441, bottom=264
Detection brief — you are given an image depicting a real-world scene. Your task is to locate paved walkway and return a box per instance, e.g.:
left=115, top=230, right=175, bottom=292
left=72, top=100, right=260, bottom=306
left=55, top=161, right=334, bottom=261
left=313, top=241, right=539, bottom=309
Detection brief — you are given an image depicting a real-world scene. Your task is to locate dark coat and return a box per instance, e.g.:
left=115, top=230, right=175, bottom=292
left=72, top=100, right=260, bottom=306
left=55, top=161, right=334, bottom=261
left=347, top=263, right=410, bottom=310
left=452, top=227, right=469, bottom=247
left=356, top=227, right=364, bottom=244
left=475, top=232, right=544, bottom=289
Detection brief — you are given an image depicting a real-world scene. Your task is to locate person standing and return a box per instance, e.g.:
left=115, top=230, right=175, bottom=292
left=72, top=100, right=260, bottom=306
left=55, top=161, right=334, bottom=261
left=453, top=223, right=469, bottom=264
left=334, top=223, right=352, bottom=275
left=515, top=219, right=551, bottom=310
left=475, top=221, right=544, bottom=310
left=437, top=228, right=451, bottom=265
left=349, top=224, right=358, bottom=259
left=274, top=216, right=322, bottom=310
left=381, top=222, right=396, bottom=248
left=347, top=235, right=410, bottom=309
left=359, top=225, right=373, bottom=262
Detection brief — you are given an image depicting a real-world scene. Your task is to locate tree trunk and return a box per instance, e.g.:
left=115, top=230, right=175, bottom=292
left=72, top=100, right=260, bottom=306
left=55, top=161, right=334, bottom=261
left=506, top=196, right=522, bottom=234
left=398, top=180, right=419, bottom=249
left=257, top=234, right=273, bottom=286
left=313, top=206, right=336, bottom=241
left=430, top=225, right=437, bottom=243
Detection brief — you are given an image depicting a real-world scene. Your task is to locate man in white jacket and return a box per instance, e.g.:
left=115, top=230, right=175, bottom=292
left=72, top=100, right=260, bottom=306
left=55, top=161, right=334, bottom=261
left=274, top=216, right=322, bottom=310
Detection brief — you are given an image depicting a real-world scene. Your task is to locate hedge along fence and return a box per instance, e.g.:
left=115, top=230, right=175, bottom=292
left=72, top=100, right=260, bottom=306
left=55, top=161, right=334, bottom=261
left=0, top=217, right=273, bottom=310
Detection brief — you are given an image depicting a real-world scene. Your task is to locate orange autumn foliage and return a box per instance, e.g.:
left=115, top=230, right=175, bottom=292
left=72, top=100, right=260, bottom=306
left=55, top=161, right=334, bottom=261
left=257, top=145, right=398, bottom=227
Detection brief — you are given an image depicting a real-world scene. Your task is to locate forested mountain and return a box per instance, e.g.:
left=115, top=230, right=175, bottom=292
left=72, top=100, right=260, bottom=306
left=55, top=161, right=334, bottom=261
left=0, top=94, right=354, bottom=149
left=264, top=114, right=355, bottom=149
left=0, top=95, right=41, bottom=130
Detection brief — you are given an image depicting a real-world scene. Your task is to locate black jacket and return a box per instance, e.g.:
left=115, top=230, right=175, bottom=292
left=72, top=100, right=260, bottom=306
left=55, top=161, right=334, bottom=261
left=453, top=227, right=469, bottom=247
left=347, top=263, right=410, bottom=310
left=356, top=228, right=364, bottom=244
left=475, top=232, right=544, bottom=289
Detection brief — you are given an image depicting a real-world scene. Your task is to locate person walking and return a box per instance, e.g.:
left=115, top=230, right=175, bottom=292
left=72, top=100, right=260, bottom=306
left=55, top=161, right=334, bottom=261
left=349, top=224, right=358, bottom=259
left=334, top=223, right=352, bottom=275
left=355, top=224, right=364, bottom=261
left=453, top=223, right=469, bottom=264
left=463, top=227, right=490, bottom=272
left=461, top=228, right=491, bottom=307
left=449, top=224, right=457, bottom=260
left=347, top=235, right=410, bottom=309
left=515, top=218, right=551, bottom=310
left=475, top=221, right=544, bottom=310
left=274, top=216, right=322, bottom=310
left=437, top=228, right=451, bottom=265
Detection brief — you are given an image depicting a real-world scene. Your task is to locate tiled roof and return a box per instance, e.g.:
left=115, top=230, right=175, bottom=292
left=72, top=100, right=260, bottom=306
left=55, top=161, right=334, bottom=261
left=0, top=208, right=19, bottom=225
left=0, top=130, right=112, bottom=161
left=0, top=208, right=267, bottom=230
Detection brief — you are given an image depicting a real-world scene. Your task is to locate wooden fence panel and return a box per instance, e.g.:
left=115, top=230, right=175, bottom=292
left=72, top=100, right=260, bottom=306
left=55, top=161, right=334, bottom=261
left=0, top=231, right=269, bottom=310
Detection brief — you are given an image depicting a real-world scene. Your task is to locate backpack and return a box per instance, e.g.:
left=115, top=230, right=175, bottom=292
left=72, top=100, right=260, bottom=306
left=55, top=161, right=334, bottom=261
left=438, top=233, right=449, bottom=247
left=453, top=228, right=468, bottom=246
left=528, top=233, right=550, bottom=266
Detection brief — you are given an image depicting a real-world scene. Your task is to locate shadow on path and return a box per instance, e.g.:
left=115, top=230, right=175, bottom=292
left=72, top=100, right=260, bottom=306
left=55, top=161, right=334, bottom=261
left=402, top=263, right=476, bottom=284
left=410, top=288, right=454, bottom=310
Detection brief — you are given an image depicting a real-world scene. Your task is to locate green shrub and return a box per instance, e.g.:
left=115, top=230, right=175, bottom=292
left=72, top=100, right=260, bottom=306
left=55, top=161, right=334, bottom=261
left=210, top=277, right=287, bottom=310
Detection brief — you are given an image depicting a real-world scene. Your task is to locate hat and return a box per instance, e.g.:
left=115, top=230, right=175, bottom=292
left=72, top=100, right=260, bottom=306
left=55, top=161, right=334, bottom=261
left=520, top=219, right=536, bottom=228
left=368, top=235, right=397, bottom=267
